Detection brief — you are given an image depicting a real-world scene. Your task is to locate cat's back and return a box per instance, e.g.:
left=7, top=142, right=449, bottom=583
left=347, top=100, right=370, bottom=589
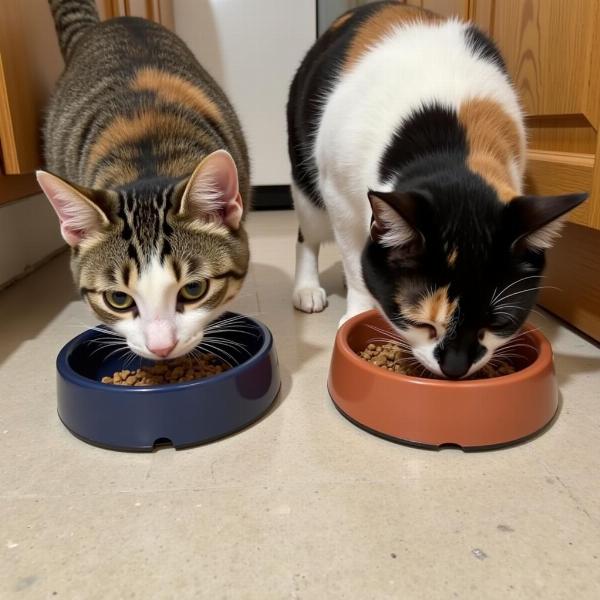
left=45, top=16, right=248, bottom=194
left=288, top=1, right=523, bottom=200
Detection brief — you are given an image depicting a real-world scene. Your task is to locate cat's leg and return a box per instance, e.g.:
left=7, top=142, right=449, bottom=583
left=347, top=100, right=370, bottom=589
left=322, top=182, right=374, bottom=326
left=292, top=182, right=331, bottom=313
left=335, top=227, right=375, bottom=327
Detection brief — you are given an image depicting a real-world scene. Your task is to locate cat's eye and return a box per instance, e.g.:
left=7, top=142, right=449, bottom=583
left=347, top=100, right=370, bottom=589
left=179, top=280, right=209, bottom=302
left=104, top=290, right=135, bottom=311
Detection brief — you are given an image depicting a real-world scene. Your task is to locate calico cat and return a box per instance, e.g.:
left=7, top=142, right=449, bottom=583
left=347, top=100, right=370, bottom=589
left=40, top=0, right=250, bottom=360
left=287, top=1, right=587, bottom=378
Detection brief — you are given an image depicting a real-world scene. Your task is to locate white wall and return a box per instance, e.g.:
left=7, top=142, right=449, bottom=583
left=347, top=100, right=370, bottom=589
left=173, top=0, right=316, bottom=186
left=0, top=194, right=65, bottom=287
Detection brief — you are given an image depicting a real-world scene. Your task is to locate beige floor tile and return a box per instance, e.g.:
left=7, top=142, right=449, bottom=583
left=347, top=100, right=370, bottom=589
left=1, top=211, right=599, bottom=599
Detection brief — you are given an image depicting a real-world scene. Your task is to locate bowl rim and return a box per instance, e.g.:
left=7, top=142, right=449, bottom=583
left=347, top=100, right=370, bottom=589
left=56, top=312, right=273, bottom=393
left=337, top=309, right=553, bottom=388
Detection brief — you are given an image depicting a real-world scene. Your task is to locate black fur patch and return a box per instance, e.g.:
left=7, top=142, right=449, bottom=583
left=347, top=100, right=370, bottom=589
left=122, top=264, right=131, bottom=287
left=213, top=269, right=246, bottom=281
left=360, top=101, right=546, bottom=378
left=379, top=103, right=468, bottom=182
left=465, top=25, right=507, bottom=73
left=104, top=266, right=116, bottom=285
left=79, top=287, right=98, bottom=296
left=297, top=228, right=304, bottom=243
left=171, top=258, right=181, bottom=282
left=287, top=2, right=388, bottom=208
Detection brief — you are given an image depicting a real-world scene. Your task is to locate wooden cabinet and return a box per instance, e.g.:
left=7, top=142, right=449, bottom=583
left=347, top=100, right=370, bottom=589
left=471, top=0, right=600, bottom=339
left=0, top=0, right=172, bottom=204
left=404, top=0, right=468, bottom=18
left=471, top=0, right=600, bottom=231
left=0, top=0, right=63, bottom=177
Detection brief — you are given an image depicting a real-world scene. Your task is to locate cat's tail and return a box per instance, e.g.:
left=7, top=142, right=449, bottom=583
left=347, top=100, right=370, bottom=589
left=48, top=0, right=99, bottom=62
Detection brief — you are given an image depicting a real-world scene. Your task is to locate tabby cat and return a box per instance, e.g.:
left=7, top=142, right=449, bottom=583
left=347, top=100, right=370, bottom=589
left=40, top=0, right=250, bottom=360
left=287, top=1, right=587, bottom=378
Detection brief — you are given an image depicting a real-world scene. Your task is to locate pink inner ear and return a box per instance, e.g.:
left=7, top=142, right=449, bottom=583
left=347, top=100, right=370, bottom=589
left=223, top=192, right=243, bottom=230
left=61, top=225, right=88, bottom=246
left=182, top=150, right=243, bottom=228
left=37, top=171, right=105, bottom=247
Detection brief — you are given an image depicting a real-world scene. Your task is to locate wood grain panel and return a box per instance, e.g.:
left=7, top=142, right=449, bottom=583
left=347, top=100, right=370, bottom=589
left=422, top=0, right=469, bottom=18
left=539, top=223, right=600, bottom=342
left=0, top=0, right=63, bottom=173
left=0, top=173, right=40, bottom=206
left=403, top=0, right=468, bottom=17
left=526, top=116, right=597, bottom=155
left=482, top=0, right=597, bottom=123
left=469, top=0, right=494, bottom=33
left=525, top=150, right=594, bottom=228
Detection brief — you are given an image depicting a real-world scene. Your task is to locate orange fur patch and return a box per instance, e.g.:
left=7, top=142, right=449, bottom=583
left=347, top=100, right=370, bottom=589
left=458, top=99, right=523, bottom=203
left=330, top=12, right=352, bottom=30
left=132, top=67, right=223, bottom=124
left=400, top=286, right=458, bottom=328
left=344, top=5, right=442, bottom=72
left=87, top=110, right=187, bottom=175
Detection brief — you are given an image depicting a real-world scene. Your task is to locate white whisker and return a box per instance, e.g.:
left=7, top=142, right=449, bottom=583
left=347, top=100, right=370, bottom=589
left=490, top=275, right=545, bottom=304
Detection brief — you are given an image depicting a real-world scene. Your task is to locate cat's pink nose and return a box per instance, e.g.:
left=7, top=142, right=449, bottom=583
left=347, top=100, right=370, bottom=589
left=145, top=320, right=177, bottom=358
left=147, top=342, right=177, bottom=358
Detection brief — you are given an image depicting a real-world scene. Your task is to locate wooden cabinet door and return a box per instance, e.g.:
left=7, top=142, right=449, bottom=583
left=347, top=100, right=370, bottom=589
left=404, top=0, right=468, bottom=18
left=98, top=0, right=174, bottom=28
left=0, top=0, right=173, bottom=180
left=471, top=0, right=600, bottom=230
left=0, top=0, right=63, bottom=175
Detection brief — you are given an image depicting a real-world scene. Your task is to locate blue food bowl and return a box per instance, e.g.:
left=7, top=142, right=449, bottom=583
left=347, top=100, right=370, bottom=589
left=56, top=312, right=280, bottom=451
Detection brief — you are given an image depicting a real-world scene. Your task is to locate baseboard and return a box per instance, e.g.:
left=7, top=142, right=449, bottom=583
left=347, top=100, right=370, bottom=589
left=252, top=185, right=293, bottom=210
left=0, top=245, right=68, bottom=292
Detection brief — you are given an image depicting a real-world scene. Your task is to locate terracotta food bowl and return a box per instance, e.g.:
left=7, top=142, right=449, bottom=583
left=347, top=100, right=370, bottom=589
left=328, top=309, right=558, bottom=449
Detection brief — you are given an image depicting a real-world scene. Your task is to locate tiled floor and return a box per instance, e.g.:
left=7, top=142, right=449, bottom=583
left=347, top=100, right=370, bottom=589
left=1, top=210, right=600, bottom=599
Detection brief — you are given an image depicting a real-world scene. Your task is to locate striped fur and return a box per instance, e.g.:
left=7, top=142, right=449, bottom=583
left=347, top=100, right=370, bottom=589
left=287, top=1, right=587, bottom=378
left=41, top=1, right=250, bottom=360
left=48, top=0, right=99, bottom=61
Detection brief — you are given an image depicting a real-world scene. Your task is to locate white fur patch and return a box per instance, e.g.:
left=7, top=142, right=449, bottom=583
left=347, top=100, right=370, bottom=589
left=111, top=255, right=226, bottom=359
left=306, top=20, right=525, bottom=323
left=316, top=20, right=524, bottom=205
left=523, top=217, right=566, bottom=250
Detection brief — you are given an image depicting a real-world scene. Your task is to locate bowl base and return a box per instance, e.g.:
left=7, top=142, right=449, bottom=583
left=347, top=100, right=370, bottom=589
left=330, top=386, right=558, bottom=451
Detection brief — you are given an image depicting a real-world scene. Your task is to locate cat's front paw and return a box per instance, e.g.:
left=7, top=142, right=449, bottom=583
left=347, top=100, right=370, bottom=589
left=293, top=287, right=328, bottom=313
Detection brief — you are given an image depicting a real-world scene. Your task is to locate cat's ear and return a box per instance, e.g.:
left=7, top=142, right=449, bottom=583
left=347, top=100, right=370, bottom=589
left=36, top=171, right=111, bottom=247
left=179, top=150, right=243, bottom=230
left=506, top=193, right=588, bottom=250
left=367, top=190, right=426, bottom=249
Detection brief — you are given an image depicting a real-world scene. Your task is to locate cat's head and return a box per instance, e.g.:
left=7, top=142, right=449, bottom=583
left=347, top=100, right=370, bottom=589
left=38, top=150, right=249, bottom=360
left=362, top=174, right=587, bottom=379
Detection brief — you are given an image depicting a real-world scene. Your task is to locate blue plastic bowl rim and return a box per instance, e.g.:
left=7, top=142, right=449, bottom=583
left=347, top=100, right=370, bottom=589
left=56, top=314, right=274, bottom=393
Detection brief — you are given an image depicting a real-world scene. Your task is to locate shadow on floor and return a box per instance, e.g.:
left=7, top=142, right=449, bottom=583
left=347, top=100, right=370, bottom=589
left=0, top=250, right=77, bottom=367
left=250, top=262, right=339, bottom=375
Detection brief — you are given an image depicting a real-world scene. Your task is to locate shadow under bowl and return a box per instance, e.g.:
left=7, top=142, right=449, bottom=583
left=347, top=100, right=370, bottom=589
left=328, top=309, right=557, bottom=450
left=56, top=312, right=280, bottom=451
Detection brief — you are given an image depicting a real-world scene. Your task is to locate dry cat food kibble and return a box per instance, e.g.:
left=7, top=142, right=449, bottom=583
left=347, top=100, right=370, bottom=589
left=101, top=354, right=229, bottom=386
left=358, top=343, right=516, bottom=379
